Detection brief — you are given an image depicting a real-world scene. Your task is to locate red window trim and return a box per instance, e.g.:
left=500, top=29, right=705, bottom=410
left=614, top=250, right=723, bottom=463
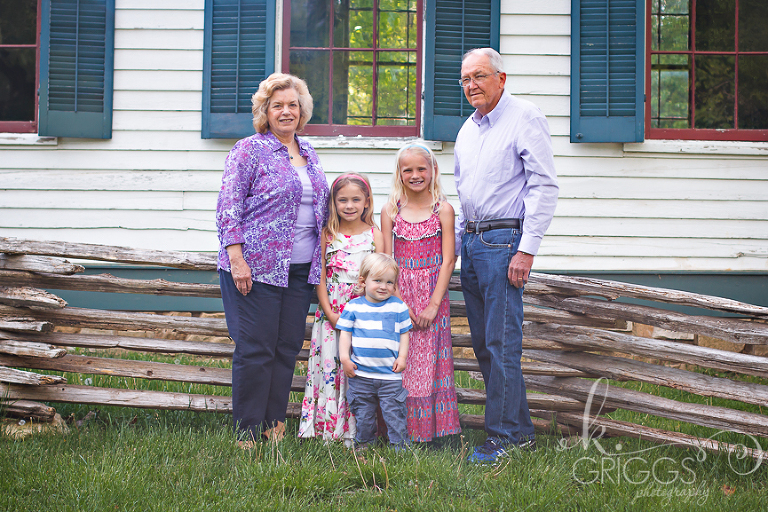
left=0, top=0, right=41, bottom=134
left=645, top=0, right=768, bottom=142
left=281, top=0, right=422, bottom=137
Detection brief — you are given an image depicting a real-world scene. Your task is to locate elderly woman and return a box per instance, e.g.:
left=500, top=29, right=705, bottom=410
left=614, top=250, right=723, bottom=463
left=216, top=73, right=329, bottom=445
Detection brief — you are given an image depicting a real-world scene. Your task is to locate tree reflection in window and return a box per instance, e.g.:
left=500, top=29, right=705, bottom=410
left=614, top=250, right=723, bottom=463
left=649, top=0, right=768, bottom=136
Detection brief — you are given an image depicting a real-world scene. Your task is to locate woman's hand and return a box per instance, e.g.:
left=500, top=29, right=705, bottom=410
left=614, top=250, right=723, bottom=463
left=226, top=245, right=252, bottom=295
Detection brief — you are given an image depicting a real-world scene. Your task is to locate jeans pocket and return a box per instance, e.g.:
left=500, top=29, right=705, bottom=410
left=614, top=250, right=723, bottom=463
left=479, top=228, right=520, bottom=248
left=395, top=387, right=409, bottom=403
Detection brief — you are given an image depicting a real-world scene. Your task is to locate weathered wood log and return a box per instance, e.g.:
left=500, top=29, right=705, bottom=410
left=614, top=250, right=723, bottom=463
left=0, top=354, right=231, bottom=386
left=529, top=272, right=768, bottom=318
left=452, top=357, right=593, bottom=377
left=524, top=322, right=768, bottom=379
left=0, top=270, right=222, bottom=298
left=527, top=293, right=768, bottom=345
left=0, top=237, right=217, bottom=271
left=0, top=382, right=231, bottom=412
left=449, top=300, right=619, bottom=329
left=526, top=349, right=768, bottom=408
left=526, top=375, right=768, bottom=437
left=1, top=330, right=234, bottom=356
left=554, top=412, right=766, bottom=461
left=0, top=365, right=66, bottom=385
left=0, top=286, right=67, bottom=309
left=0, top=305, right=230, bottom=336
left=0, top=254, right=84, bottom=275
left=0, top=319, right=53, bottom=333
left=0, top=399, right=57, bottom=421
left=0, top=340, right=66, bottom=358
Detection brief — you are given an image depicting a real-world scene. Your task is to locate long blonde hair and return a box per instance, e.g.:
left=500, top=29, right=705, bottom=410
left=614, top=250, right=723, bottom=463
left=324, top=173, right=376, bottom=243
left=385, top=143, right=447, bottom=219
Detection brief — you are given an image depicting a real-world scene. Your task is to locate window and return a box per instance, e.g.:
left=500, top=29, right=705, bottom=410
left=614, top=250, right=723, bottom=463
left=647, top=0, right=768, bottom=141
left=0, top=0, right=40, bottom=133
left=570, top=0, right=768, bottom=143
left=284, top=0, right=420, bottom=136
left=203, top=0, right=498, bottom=141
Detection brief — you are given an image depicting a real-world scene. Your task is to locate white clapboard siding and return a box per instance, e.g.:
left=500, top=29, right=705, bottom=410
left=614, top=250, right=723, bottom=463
left=502, top=35, right=570, bottom=56
left=0, top=1, right=764, bottom=275
left=0, top=170, right=222, bottom=191
left=556, top=199, right=768, bottom=220
left=5, top=209, right=215, bottom=231
left=501, top=14, right=571, bottom=36
left=503, top=0, right=570, bottom=16
left=114, top=50, right=203, bottom=71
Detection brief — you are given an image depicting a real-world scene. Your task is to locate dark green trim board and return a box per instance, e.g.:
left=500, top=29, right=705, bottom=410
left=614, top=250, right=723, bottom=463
left=570, top=0, right=644, bottom=143
left=423, top=0, right=499, bottom=142
left=47, top=268, right=768, bottom=315
left=202, top=0, right=275, bottom=139
left=39, top=0, right=115, bottom=139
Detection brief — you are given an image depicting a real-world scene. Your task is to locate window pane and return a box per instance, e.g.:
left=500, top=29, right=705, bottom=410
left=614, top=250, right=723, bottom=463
left=290, top=50, right=330, bottom=124
left=738, top=0, right=768, bottom=52
left=694, top=55, right=734, bottom=128
left=738, top=55, right=768, bottom=129
left=651, top=54, right=691, bottom=128
left=658, top=0, right=689, bottom=14
left=291, top=0, right=330, bottom=48
left=695, top=0, right=735, bottom=51
left=378, top=1, right=417, bottom=49
left=0, top=48, right=36, bottom=121
left=336, top=51, right=373, bottom=125
left=0, top=0, right=37, bottom=45
left=335, top=2, right=373, bottom=49
left=376, top=51, right=416, bottom=125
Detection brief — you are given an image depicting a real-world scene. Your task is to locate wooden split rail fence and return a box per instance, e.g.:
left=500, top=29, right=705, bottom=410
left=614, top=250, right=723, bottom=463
left=1, top=237, right=768, bottom=459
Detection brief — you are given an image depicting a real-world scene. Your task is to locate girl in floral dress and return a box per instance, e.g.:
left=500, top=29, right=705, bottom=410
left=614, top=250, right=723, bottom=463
left=381, top=143, right=461, bottom=443
left=299, top=173, right=384, bottom=445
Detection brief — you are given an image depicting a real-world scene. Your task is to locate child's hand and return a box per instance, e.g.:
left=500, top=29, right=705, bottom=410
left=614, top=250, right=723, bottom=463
left=327, top=312, right=340, bottom=329
left=392, top=356, right=407, bottom=373
left=408, top=307, right=419, bottom=329
left=342, top=359, right=357, bottom=378
left=416, top=303, right=439, bottom=329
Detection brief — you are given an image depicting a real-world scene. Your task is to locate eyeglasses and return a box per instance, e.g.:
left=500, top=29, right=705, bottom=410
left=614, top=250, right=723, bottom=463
left=457, top=71, right=500, bottom=87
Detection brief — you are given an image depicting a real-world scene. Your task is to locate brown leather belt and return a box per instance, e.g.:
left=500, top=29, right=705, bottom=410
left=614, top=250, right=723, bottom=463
left=465, top=218, right=522, bottom=233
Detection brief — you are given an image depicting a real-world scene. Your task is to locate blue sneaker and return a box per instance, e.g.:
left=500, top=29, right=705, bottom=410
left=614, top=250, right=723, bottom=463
left=467, top=437, right=536, bottom=464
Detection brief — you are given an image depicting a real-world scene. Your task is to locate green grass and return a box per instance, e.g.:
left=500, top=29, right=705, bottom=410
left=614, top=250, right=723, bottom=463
left=2, top=350, right=767, bottom=511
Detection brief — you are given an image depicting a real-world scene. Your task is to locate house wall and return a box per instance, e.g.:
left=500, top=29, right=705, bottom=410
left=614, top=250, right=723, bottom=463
left=1, top=0, right=766, bottom=279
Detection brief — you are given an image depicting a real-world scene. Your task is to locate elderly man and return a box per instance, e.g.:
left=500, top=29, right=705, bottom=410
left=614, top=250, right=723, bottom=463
left=454, top=48, right=559, bottom=463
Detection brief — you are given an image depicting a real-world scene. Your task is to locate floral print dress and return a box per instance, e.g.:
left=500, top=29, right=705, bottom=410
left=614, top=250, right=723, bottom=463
left=299, top=228, right=375, bottom=443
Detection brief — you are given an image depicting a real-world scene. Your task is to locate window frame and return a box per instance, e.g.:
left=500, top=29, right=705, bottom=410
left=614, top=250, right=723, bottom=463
left=645, top=0, right=768, bottom=142
left=280, top=0, right=422, bottom=137
left=0, top=0, right=41, bottom=134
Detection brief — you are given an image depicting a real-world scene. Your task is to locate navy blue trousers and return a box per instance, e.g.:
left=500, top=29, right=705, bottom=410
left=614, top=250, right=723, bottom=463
left=220, top=263, right=312, bottom=440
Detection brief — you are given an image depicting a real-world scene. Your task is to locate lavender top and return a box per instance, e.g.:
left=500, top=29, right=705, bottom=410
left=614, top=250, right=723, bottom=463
left=216, top=131, right=329, bottom=287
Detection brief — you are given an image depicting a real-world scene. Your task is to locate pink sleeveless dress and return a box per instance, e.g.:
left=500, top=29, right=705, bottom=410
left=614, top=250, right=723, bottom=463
left=393, top=206, right=461, bottom=441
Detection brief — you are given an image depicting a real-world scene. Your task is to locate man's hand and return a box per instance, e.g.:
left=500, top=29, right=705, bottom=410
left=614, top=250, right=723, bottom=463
left=508, top=251, right=534, bottom=288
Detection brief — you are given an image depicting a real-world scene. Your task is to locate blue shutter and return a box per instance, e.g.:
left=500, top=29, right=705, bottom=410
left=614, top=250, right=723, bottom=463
left=39, top=0, right=115, bottom=139
left=570, top=0, right=645, bottom=143
left=423, top=0, right=499, bottom=142
left=202, top=0, right=275, bottom=139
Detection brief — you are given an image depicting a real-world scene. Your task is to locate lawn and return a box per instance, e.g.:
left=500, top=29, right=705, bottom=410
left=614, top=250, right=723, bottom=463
left=1, top=351, right=767, bottom=511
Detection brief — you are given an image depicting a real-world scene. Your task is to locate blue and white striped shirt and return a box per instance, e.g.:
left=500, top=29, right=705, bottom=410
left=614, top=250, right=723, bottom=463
left=336, top=295, right=412, bottom=380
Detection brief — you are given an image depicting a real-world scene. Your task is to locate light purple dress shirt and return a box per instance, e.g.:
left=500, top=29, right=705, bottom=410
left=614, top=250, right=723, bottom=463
left=454, top=92, right=559, bottom=256
left=216, top=131, right=329, bottom=287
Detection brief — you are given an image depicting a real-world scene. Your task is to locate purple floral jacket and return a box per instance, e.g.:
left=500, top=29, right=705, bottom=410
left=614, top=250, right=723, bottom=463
left=216, top=131, right=329, bottom=287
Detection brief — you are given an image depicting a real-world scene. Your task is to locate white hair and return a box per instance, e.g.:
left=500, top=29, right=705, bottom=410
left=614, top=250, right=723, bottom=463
left=462, top=48, right=504, bottom=73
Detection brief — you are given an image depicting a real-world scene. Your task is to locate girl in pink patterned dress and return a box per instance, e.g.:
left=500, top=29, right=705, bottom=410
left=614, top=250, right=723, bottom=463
left=299, top=173, right=384, bottom=445
left=381, top=143, right=461, bottom=443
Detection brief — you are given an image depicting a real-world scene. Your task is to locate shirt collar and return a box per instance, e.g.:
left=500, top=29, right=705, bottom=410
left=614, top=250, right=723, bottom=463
left=471, top=91, right=511, bottom=128
left=265, top=130, right=308, bottom=156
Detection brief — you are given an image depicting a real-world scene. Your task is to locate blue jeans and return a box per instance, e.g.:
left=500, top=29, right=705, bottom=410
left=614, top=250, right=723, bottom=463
left=460, top=228, right=535, bottom=444
left=347, top=376, right=409, bottom=446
